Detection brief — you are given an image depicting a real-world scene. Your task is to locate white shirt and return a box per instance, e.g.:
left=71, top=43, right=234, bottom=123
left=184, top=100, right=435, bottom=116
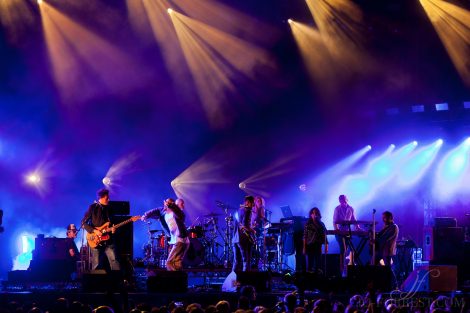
left=164, top=211, right=189, bottom=245
left=333, top=204, right=356, bottom=231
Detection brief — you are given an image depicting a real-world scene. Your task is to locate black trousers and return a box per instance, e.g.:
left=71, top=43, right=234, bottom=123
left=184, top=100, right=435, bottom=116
left=233, top=240, right=253, bottom=272
left=305, top=242, right=322, bottom=272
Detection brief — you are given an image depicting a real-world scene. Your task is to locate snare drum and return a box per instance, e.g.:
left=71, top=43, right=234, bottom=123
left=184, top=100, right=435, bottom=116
left=187, top=226, right=204, bottom=238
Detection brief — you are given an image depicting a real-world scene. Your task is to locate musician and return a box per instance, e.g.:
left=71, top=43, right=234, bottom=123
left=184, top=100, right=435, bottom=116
left=252, top=196, right=266, bottom=229
left=232, top=195, right=255, bottom=272
left=81, top=188, right=120, bottom=271
left=303, top=208, right=328, bottom=273
left=65, top=224, right=79, bottom=276
left=164, top=198, right=189, bottom=271
left=333, top=194, right=357, bottom=273
left=66, top=224, right=79, bottom=259
left=251, top=196, right=266, bottom=269
left=142, top=198, right=189, bottom=271
left=375, top=211, right=398, bottom=266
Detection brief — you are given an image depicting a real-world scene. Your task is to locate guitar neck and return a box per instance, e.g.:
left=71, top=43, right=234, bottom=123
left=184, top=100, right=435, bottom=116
left=105, top=217, right=136, bottom=232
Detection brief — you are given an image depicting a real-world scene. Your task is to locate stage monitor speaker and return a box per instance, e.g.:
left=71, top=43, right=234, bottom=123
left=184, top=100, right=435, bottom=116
left=236, top=271, right=272, bottom=292
left=110, top=215, right=134, bottom=260
left=347, top=265, right=393, bottom=292
left=82, top=270, right=123, bottom=292
left=147, top=271, right=188, bottom=293
left=401, top=265, right=457, bottom=292
left=108, top=201, right=130, bottom=215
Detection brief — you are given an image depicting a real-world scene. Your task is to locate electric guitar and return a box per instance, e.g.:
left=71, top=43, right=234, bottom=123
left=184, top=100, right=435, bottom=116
left=86, top=216, right=140, bottom=248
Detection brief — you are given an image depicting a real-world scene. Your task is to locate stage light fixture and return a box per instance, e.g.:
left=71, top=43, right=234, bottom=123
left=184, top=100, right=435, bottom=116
left=390, top=144, right=395, bottom=148
left=287, top=19, right=293, bottom=24
left=435, top=102, right=449, bottom=111
left=27, top=174, right=41, bottom=184
left=299, top=184, right=307, bottom=191
left=102, top=176, right=111, bottom=186
left=437, top=139, right=444, bottom=146
left=413, top=141, right=418, bottom=146
left=411, top=105, right=425, bottom=113
left=37, top=0, right=43, bottom=4
left=239, top=182, right=246, bottom=189
left=367, top=145, right=372, bottom=150
left=167, top=8, right=173, bottom=14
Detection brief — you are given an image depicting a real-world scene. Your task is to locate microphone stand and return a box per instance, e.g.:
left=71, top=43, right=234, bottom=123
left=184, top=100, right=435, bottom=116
left=370, top=209, right=376, bottom=265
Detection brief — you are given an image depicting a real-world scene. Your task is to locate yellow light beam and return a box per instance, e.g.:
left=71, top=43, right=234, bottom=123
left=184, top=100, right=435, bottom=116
left=39, top=2, right=145, bottom=103
left=168, top=10, right=274, bottom=128
left=240, top=186, right=271, bottom=198
left=420, top=0, right=470, bottom=87
left=243, top=154, right=299, bottom=184
left=0, top=0, right=36, bottom=44
left=170, top=0, right=279, bottom=46
left=304, top=0, right=372, bottom=78
left=306, top=0, right=364, bottom=50
left=289, top=21, right=339, bottom=88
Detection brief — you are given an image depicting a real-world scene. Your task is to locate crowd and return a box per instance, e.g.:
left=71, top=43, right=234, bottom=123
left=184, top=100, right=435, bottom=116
left=0, top=286, right=468, bottom=313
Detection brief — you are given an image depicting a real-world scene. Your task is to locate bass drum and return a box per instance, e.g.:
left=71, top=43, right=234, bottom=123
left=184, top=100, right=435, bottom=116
left=183, top=238, right=205, bottom=267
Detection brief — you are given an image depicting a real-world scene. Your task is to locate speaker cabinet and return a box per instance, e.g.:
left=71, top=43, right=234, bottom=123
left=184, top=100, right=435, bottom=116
left=34, top=237, right=68, bottom=260
left=110, top=215, right=134, bottom=259
left=401, top=265, right=457, bottom=292
left=236, top=271, right=272, bottom=292
left=424, top=227, right=464, bottom=264
left=147, top=271, right=188, bottom=293
left=108, top=201, right=130, bottom=215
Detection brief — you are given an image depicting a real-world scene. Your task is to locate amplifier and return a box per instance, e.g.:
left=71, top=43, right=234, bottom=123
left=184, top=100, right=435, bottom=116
left=34, top=237, right=68, bottom=260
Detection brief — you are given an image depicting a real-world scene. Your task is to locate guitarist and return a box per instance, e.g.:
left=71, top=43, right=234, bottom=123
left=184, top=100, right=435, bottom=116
left=232, top=195, right=255, bottom=272
left=375, top=211, right=399, bottom=266
left=81, top=188, right=120, bottom=271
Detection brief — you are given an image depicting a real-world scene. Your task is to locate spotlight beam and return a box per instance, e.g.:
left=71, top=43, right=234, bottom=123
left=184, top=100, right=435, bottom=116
left=420, top=0, right=470, bottom=87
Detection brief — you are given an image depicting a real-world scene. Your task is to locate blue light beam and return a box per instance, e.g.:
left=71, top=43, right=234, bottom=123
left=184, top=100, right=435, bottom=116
left=397, top=139, right=442, bottom=187
left=435, top=138, right=470, bottom=199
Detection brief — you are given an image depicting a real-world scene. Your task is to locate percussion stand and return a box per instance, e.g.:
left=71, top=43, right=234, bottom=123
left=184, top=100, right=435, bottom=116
left=220, top=214, right=233, bottom=268
left=205, top=219, right=224, bottom=267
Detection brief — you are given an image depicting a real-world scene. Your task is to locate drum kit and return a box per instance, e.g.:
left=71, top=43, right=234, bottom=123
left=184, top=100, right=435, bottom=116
left=142, top=212, right=228, bottom=268
left=142, top=202, right=291, bottom=272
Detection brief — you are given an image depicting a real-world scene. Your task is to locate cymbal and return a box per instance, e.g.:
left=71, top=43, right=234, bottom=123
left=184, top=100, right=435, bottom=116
left=203, top=213, right=222, bottom=217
